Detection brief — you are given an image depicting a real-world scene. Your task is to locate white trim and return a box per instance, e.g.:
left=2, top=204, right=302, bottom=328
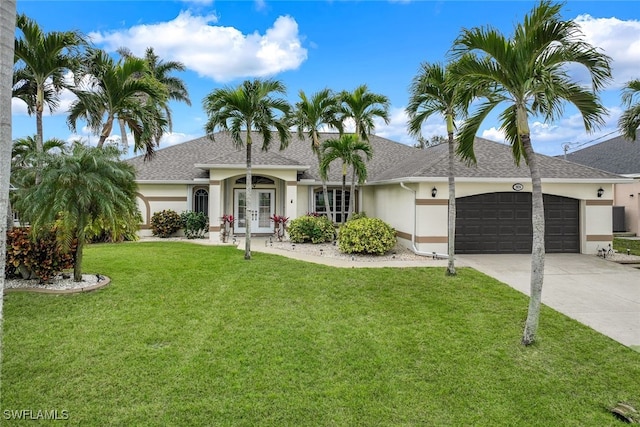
left=368, top=176, right=632, bottom=185
left=195, top=163, right=309, bottom=171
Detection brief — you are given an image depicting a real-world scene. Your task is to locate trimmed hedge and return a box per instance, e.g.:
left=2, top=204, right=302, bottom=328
left=288, top=215, right=335, bottom=244
left=338, top=217, right=396, bottom=255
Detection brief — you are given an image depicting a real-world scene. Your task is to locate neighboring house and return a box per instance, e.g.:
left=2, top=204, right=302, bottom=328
left=127, top=132, right=626, bottom=255
left=563, top=135, right=640, bottom=236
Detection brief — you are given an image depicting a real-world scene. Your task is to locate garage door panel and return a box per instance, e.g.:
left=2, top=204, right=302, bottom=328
left=456, top=192, right=579, bottom=254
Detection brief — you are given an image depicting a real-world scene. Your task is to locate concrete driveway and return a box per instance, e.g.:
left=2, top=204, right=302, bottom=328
left=458, top=254, right=640, bottom=348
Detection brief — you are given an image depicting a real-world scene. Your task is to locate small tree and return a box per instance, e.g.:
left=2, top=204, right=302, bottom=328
left=16, top=144, right=138, bottom=281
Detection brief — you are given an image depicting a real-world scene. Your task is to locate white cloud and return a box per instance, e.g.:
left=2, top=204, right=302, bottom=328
left=575, top=14, right=640, bottom=88
left=374, top=106, right=448, bottom=147
left=89, top=11, right=307, bottom=82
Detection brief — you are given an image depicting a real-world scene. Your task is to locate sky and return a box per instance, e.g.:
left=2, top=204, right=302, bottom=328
left=11, top=0, right=640, bottom=158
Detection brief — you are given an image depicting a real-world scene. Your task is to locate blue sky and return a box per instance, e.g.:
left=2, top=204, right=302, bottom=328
left=12, top=0, right=640, bottom=157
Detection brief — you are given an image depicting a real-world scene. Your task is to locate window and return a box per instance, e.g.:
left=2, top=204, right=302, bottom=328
left=194, top=188, right=209, bottom=217
left=313, top=188, right=356, bottom=223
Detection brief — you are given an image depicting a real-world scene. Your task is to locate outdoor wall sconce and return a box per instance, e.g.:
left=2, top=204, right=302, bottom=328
left=597, top=187, right=604, bottom=198
left=431, top=187, right=438, bottom=198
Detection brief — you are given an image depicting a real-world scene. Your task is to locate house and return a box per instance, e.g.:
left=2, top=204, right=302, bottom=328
left=563, top=135, right=640, bottom=236
left=127, top=132, right=627, bottom=255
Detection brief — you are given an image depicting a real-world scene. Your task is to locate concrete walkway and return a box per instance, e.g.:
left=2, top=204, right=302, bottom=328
left=458, top=254, right=640, bottom=348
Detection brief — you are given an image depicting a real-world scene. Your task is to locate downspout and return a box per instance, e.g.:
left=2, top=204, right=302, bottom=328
left=400, top=182, right=449, bottom=259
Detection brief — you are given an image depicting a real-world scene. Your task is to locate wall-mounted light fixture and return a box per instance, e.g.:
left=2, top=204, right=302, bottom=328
left=431, top=187, right=437, bottom=198
left=597, top=187, right=604, bottom=198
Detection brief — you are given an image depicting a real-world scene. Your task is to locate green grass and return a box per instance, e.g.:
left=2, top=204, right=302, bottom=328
left=613, top=237, right=640, bottom=256
left=3, top=242, right=639, bottom=426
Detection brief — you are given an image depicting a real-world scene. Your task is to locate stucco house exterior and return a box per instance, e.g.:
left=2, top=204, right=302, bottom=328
left=127, top=132, right=627, bottom=255
left=564, top=135, right=640, bottom=236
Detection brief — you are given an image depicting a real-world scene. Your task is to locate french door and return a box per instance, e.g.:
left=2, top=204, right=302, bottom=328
left=234, top=189, right=275, bottom=234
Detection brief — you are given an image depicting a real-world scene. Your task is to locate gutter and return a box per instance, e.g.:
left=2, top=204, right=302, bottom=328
left=400, top=182, right=449, bottom=259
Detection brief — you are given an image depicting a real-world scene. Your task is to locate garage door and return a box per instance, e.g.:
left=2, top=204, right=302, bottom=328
left=455, top=192, right=579, bottom=254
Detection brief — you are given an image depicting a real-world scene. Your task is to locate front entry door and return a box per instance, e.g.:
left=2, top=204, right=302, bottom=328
left=234, top=189, right=275, bottom=234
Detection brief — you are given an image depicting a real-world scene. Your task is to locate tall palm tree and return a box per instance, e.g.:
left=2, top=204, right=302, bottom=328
left=0, top=0, right=17, bottom=381
left=13, top=13, right=85, bottom=153
left=407, top=62, right=470, bottom=276
left=319, top=134, right=372, bottom=223
left=451, top=0, right=612, bottom=345
left=67, top=48, right=168, bottom=159
left=116, top=47, right=191, bottom=150
left=619, top=79, right=640, bottom=141
left=294, top=88, right=343, bottom=222
left=15, top=144, right=138, bottom=282
left=338, top=85, right=389, bottom=217
left=203, top=78, right=291, bottom=260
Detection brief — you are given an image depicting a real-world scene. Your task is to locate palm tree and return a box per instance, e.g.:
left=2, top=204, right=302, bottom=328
left=619, top=79, right=640, bottom=141
left=13, top=13, right=85, bottom=153
left=319, top=134, right=372, bottom=223
left=451, top=0, right=612, bottom=345
left=0, top=0, right=17, bottom=380
left=67, top=48, right=168, bottom=159
left=116, top=47, right=191, bottom=150
left=15, top=144, right=138, bottom=281
left=294, top=88, right=343, bottom=222
left=11, top=135, right=67, bottom=194
left=203, top=78, right=291, bottom=260
left=407, top=62, right=470, bottom=276
left=338, top=85, right=389, bottom=217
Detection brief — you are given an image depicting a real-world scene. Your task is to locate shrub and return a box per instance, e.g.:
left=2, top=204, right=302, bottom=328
left=349, top=212, right=367, bottom=221
left=151, top=210, right=182, bottom=238
left=5, top=227, right=75, bottom=283
left=181, top=211, right=208, bottom=239
left=338, top=217, right=396, bottom=255
left=87, top=209, right=142, bottom=243
left=288, top=215, right=335, bottom=244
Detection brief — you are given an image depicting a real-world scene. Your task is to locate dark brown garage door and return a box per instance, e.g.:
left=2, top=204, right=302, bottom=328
left=455, top=192, right=579, bottom=254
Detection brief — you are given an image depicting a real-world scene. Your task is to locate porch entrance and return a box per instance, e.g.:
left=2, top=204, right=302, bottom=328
left=234, top=189, right=275, bottom=234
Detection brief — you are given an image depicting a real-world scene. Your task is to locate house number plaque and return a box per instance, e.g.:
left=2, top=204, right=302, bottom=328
left=512, top=183, right=524, bottom=191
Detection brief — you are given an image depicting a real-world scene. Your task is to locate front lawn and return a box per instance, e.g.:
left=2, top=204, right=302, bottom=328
left=3, top=242, right=639, bottom=426
left=614, top=237, right=640, bottom=256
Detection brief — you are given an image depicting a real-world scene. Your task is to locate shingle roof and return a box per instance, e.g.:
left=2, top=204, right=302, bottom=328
left=127, top=132, right=623, bottom=182
left=562, top=135, right=640, bottom=175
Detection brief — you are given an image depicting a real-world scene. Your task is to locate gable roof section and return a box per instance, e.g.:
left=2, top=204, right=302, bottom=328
left=127, top=133, right=624, bottom=183
left=562, top=135, right=640, bottom=175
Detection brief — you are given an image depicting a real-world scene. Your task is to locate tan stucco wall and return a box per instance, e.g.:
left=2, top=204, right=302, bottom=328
left=614, top=179, right=640, bottom=235
left=296, top=186, right=310, bottom=218
left=136, top=183, right=189, bottom=236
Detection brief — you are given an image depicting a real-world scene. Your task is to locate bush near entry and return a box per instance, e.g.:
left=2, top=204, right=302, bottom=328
left=151, top=210, right=182, bottom=238
left=288, top=215, right=335, bottom=244
left=338, top=217, right=396, bottom=255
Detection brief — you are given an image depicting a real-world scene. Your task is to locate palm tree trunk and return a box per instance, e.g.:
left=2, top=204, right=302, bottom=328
left=118, top=118, right=129, bottom=152
left=35, top=86, right=44, bottom=154
left=348, top=168, right=356, bottom=219
left=521, top=135, right=545, bottom=346
left=97, top=116, right=115, bottom=148
left=446, top=128, right=456, bottom=276
left=73, top=233, right=84, bottom=282
left=244, top=131, right=252, bottom=260
left=1, top=3, right=17, bottom=381
left=7, top=199, right=13, bottom=230
left=340, top=163, right=347, bottom=224
left=317, top=152, right=333, bottom=222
